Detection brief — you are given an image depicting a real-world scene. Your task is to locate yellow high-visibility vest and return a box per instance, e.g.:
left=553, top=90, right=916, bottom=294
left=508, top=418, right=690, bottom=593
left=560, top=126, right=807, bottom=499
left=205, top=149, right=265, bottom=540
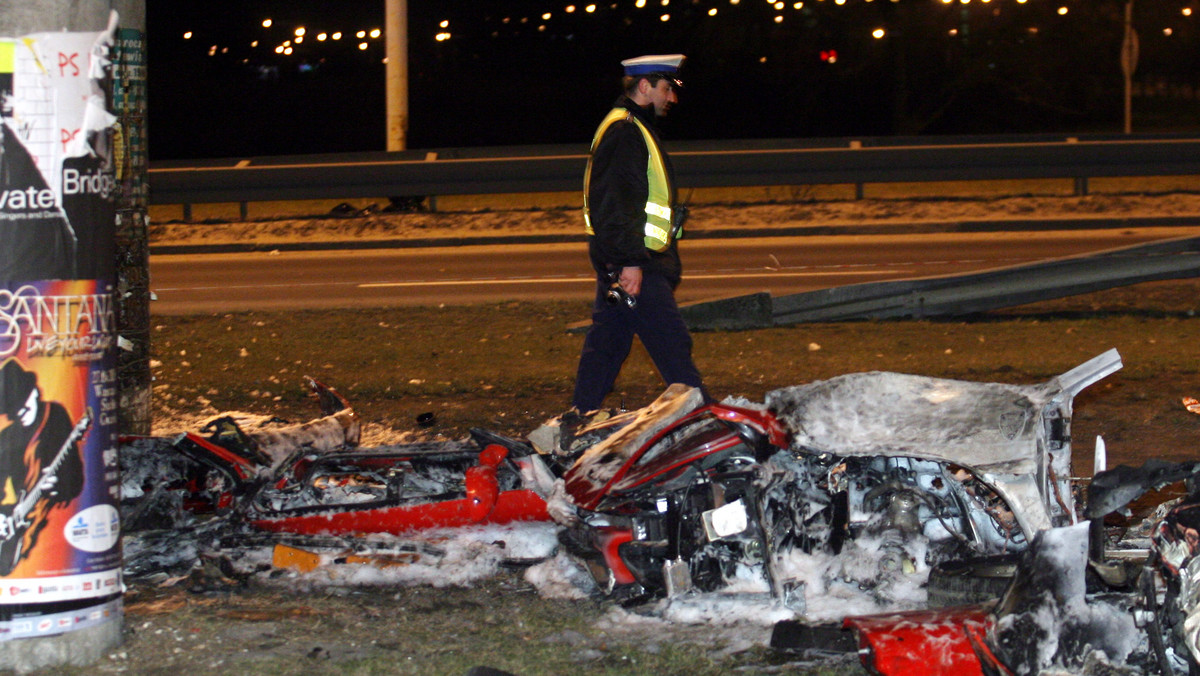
left=583, top=109, right=676, bottom=252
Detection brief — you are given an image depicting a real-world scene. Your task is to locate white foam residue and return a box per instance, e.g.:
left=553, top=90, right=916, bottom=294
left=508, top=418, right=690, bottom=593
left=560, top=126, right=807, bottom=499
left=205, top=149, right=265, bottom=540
left=266, top=521, right=558, bottom=590
left=251, top=513, right=926, bottom=647
left=1002, top=601, right=1062, bottom=670
left=658, top=593, right=795, bottom=626
left=1038, top=523, right=1089, bottom=599
left=774, top=537, right=930, bottom=622
left=523, top=552, right=597, bottom=600
left=1075, top=599, right=1138, bottom=663
left=597, top=605, right=674, bottom=632
left=300, top=538, right=505, bottom=588
left=431, top=521, right=560, bottom=560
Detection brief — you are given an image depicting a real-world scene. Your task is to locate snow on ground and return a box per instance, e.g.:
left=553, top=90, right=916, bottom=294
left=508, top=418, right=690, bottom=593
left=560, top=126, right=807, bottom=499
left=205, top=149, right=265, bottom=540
left=149, top=399, right=428, bottom=444
left=230, top=516, right=934, bottom=653
left=258, top=522, right=561, bottom=590
left=149, top=191, right=1200, bottom=247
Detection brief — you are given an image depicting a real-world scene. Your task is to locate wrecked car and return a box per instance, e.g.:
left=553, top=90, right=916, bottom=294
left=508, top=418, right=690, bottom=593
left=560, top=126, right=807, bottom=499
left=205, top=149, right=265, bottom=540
left=1145, top=480, right=1200, bottom=674
left=120, top=347, right=1200, bottom=673
left=121, top=378, right=551, bottom=537
left=543, top=349, right=1123, bottom=608
left=832, top=435, right=1200, bottom=674
left=122, top=350, right=1122, bottom=616
left=1090, top=457, right=1200, bottom=674
left=245, top=436, right=550, bottom=535
left=841, top=522, right=1140, bottom=675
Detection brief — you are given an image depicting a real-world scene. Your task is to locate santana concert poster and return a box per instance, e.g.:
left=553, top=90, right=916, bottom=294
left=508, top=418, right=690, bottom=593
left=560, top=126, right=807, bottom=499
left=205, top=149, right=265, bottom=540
left=0, top=16, right=124, bottom=639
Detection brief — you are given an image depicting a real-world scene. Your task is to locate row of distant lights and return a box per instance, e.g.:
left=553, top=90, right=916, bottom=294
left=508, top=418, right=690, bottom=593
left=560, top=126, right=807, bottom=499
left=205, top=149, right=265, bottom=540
left=186, top=18, right=386, bottom=56
left=187, top=2, right=1196, bottom=56
left=440, top=0, right=1105, bottom=40
left=459, top=0, right=840, bottom=35
left=261, top=19, right=385, bottom=55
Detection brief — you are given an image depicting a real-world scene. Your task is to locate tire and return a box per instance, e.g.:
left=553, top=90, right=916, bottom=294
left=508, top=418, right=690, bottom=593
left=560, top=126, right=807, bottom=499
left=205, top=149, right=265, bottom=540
left=926, top=553, right=1020, bottom=608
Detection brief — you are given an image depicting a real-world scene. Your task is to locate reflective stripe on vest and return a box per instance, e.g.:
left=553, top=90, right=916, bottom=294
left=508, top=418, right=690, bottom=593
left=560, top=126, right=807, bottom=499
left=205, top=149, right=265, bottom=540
left=583, top=108, right=676, bottom=253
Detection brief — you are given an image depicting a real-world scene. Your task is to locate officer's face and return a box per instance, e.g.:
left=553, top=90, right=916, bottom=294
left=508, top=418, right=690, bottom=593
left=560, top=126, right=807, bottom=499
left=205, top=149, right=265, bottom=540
left=646, top=79, right=678, bottom=118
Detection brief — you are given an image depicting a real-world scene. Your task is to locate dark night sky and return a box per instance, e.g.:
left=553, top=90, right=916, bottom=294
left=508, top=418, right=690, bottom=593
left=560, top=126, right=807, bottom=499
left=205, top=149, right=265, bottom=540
left=145, top=0, right=1200, bottom=160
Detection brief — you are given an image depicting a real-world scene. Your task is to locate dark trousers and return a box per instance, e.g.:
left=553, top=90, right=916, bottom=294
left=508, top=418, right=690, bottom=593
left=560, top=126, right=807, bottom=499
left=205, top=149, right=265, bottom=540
left=572, top=271, right=706, bottom=412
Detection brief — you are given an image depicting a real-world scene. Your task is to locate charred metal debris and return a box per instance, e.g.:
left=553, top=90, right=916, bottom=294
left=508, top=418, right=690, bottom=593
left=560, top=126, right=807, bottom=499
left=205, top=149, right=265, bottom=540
left=119, top=350, right=1200, bottom=673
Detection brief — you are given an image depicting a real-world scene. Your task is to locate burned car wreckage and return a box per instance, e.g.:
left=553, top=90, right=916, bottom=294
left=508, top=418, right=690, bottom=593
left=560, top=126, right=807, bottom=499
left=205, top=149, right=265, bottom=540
left=832, top=453, right=1200, bottom=675
left=122, top=378, right=549, bottom=539
left=543, top=348, right=1121, bottom=609
left=121, top=348, right=1200, bottom=673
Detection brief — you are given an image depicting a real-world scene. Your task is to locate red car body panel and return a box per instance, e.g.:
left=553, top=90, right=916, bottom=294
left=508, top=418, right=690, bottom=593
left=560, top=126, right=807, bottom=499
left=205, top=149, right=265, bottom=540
left=708, top=405, right=790, bottom=449
left=250, top=445, right=549, bottom=535
left=566, top=404, right=788, bottom=511
left=249, top=488, right=549, bottom=535
left=178, top=432, right=261, bottom=481
left=843, top=605, right=997, bottom=676
left=606, top=427, right=745, bottom=497
left=596, top=527, right=637, bottom=585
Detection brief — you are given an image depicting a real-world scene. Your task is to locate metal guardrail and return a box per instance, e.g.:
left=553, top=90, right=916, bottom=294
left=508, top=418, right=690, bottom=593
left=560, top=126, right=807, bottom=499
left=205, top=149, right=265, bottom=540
left=675, top=236, right=1200, bottom=329
left=148, top=135, right=1200, bottom=208
left=769, top=236, right=1200, bottom=324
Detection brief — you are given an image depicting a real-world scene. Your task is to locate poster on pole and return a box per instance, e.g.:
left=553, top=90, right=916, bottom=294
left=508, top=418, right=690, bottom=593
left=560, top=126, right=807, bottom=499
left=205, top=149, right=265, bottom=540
left=0, top=15, right=122, bottom=640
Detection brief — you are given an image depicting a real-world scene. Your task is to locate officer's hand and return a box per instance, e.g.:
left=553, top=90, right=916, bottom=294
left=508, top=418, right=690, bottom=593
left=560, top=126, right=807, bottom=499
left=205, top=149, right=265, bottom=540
left=619, top=266, right=642, bottom=297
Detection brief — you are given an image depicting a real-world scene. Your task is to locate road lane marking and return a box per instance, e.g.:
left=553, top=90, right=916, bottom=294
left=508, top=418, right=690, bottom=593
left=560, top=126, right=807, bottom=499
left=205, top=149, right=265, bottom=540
left=356, top=270, right=904, bottom=289
left=154, top=269, right=908, bottom=293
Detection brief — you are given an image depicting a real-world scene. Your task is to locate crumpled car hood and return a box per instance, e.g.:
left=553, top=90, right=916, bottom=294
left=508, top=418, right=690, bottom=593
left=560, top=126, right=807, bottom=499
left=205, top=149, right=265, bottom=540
left=768, top=372, right=1049, bottom=475
left=563, top=383, right=706, bottom=510
left=765, top=349, right=1121, bottom=476
left=765, top=349, right=1122, bottom=537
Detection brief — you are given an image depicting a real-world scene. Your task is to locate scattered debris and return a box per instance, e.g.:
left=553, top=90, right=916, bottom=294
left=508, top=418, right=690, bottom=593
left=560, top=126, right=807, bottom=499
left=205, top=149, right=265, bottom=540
left=546, top=350, right=1121, bottom=613
left=117, top=348, right=1200, bottom=672
left=833, top=448, right=1200, bottom=674
left=1185, top=396, right=1200, bottom=415
left=328, top=202, right=379, bottom=218
left=272, top=542, right=431, bottom=573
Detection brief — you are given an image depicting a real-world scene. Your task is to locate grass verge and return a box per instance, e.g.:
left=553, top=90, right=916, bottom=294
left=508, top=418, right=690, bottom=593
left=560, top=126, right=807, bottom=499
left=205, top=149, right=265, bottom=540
left=70, top=280, right=1200, bottom=676
left=150, top=280, right=1200, bottom=471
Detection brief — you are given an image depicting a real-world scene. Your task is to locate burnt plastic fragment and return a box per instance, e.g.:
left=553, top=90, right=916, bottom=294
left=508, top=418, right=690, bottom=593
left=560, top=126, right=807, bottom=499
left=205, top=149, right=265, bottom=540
left=1086, top=460, right=1200, bottom=519
left=770, top=620, right=858, bottom=654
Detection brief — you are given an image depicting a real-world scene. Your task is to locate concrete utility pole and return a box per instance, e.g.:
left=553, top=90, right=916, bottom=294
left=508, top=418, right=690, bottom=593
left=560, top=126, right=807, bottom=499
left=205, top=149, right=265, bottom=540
left=1121, top=0, right=1138, bottom=134
left=385, top=0, right=409, bottom=151
left=0, top=0, right=147, bottom=670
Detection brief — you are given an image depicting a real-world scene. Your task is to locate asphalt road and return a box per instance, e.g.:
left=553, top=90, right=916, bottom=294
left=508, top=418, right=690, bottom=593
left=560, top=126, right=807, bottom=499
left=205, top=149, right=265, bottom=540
left=148, top=227, right=1200, bottom=314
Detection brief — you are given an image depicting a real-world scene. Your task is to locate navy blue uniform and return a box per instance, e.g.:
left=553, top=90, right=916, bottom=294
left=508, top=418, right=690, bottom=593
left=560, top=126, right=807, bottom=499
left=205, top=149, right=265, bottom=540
left=572, top=96, right=706, bottom=412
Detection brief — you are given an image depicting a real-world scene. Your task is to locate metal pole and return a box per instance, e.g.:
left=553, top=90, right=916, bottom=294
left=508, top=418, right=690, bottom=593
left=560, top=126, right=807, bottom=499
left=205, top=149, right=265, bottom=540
left=0, top=0, right=146, bottom=669
left=386, top=0, right=408, bottom=151
left=1122, top=0, right=1137, bottom=134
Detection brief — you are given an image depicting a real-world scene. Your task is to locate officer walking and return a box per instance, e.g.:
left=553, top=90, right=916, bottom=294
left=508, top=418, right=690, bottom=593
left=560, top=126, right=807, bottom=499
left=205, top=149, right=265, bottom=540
left=571, top=54, right=708, bottom=413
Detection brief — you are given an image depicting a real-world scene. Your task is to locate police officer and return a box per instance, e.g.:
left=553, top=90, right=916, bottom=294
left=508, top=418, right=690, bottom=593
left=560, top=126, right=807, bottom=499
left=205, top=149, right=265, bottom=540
left=571, top=54, right=708, bottom=413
